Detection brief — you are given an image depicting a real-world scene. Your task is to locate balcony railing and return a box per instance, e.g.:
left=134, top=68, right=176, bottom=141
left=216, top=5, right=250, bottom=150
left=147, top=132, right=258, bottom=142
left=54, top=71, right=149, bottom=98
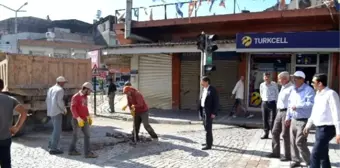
left=114, top=0, right=332, bottom=22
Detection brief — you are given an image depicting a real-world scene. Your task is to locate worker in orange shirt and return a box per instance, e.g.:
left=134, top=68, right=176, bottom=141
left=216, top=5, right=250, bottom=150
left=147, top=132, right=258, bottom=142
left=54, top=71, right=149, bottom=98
left=68, top=82, right=97, bottom=158
left=122, top=86, right=158, bottom=142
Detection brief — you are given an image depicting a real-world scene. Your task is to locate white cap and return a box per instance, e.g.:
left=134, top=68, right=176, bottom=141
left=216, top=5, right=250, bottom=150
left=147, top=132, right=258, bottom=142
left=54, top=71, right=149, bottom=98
left=56, top=76, right=67, bottom=82
left=292, top=71, right=306, bottom=79
left=82, top=82, right=94, bottom=92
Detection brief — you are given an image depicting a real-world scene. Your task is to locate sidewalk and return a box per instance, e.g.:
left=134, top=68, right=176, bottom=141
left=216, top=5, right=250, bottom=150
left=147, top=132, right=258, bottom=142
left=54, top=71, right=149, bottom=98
left=88, top=94, right=263, bottom=128
left=90, top=106, right=263, bottom=128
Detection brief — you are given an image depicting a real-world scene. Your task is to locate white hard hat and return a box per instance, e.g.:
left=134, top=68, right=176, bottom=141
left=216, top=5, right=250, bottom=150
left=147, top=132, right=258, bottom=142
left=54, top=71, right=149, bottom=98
left=292, top=71, right=306, bottom=79
left=82, top=82, right=94, bottom=92
left=56, top=76, right=67, bottom=82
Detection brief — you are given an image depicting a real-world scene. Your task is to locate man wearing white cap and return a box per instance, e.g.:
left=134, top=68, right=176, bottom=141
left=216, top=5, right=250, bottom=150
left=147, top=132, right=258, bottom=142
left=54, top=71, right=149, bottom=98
left=69, top=82, right=97, bottom=158
left=285, top=71, right=315, bottom=167
left=46, top=76, right=67, bottom=155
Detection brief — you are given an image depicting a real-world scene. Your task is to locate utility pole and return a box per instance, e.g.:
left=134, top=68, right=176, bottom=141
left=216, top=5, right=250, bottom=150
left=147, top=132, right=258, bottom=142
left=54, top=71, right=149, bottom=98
left=0, top=2, right=28, bottom=34
left=233, top=0, right=236, bottom=13
left=196, top=31, right=218, bottom=97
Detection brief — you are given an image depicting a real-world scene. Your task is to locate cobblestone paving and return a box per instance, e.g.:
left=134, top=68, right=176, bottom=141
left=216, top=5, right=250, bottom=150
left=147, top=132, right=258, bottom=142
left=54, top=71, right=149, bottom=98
left=11, top=118, right=340, bottom=168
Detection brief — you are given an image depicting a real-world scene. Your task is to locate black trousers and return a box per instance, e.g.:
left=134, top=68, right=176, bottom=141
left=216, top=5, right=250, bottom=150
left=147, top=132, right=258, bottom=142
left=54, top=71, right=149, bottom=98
left=203, top=109, right=213, bottom=147
left=261, top=101, right=277, bottom=134
left=0, top=138, right=12, bottom=168
left=310, top=125, right=336, bottom=168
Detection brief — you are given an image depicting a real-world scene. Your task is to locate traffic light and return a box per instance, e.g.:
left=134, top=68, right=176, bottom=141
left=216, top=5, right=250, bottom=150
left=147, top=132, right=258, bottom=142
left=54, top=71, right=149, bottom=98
left=205, top=34, right=217, bottom=73
left=204, top=65, right=216, bottom=74
left=206, top=34, right=218, bottom=53
left=196, top=33, right=206, bottom=52
left=196, top=32, right=218, bottom=74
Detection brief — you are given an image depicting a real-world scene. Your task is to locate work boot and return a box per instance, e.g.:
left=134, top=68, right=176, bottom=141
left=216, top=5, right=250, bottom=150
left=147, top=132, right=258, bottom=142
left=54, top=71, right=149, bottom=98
left=49, top=149, right=64, bottom=155
left=68, top=150, right=81, bottom=156
left=85, top=151, right=98, bottom=158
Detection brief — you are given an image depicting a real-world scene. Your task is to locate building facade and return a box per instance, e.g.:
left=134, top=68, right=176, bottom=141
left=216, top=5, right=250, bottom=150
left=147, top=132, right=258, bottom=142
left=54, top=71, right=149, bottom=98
left=102, top=7, right=340, bottom=112
left=19, top=39, right=101, bottom=59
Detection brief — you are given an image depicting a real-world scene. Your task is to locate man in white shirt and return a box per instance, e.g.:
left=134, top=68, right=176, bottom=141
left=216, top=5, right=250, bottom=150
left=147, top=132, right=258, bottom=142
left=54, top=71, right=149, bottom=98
left=260, top=72, right=279, bottom=139
left=303, top=73, right=340, bottom=168
left=198, top=76, right=219, bottom=150
left=231, top=76, right=254, bottom=118
left=46, top=76, right=67, bottom=155
left=267, top=71, right=294, bottom=161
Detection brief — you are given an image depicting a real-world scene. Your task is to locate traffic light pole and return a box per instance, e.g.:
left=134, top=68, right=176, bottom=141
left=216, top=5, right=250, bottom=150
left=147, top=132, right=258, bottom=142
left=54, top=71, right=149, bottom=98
left=199, top=50, right=206, bottom=97
left=199, top=33, right=208, bottom=98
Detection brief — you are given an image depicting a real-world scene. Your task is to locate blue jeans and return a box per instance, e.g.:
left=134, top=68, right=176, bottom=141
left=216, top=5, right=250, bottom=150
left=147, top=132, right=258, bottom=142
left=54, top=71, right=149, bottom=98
left=310, top=125, right=336, bottom=168
left=49, top=113, right=63, bottom=151
left=69, top=119, right=90, bottom=155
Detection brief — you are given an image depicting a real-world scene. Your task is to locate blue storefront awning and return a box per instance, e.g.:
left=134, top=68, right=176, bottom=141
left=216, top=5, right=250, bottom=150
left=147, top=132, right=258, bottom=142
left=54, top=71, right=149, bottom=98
left=236, top=31, right=340, bottom=53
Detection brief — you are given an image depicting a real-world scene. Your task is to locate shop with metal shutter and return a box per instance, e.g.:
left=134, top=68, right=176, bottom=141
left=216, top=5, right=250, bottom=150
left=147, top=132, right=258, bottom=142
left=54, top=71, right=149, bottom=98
left=102, top=55, right=131, bottom=71
left=138, top=54, right=172, bottom=109
left=179, top=52, right=239, bottom=112
left=210, top=52, right=240, bottom=112
left=180, top=53, right=200, bottom=110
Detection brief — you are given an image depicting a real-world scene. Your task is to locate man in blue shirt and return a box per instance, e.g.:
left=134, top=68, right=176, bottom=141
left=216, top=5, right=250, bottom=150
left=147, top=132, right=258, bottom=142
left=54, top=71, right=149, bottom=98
left=285, top=71, right=315, bottom=168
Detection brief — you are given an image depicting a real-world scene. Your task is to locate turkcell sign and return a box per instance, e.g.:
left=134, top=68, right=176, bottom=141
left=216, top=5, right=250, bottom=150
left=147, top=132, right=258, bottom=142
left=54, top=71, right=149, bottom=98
left=236, top=31, right=340, bottom=50
left=253, top=37, right=288, bottom=44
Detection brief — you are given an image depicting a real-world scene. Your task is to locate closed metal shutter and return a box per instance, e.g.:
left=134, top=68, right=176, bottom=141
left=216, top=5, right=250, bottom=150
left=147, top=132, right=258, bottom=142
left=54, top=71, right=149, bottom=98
left=139, top=54, right=172, bottom=109
left=210, top=60, right=239, bottom=112
left=180, top=53, right=200, bottom=110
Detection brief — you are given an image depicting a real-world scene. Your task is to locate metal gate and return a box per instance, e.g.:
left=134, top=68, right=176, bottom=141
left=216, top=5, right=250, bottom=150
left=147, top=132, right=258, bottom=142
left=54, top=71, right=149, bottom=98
left=138, top=54, right=172, bottom=109
left=180, top=53, right=200, bottom=110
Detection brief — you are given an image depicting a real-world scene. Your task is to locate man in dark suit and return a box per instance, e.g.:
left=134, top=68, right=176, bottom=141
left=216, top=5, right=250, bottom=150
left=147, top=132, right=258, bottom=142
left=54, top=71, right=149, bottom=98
left=198, top=76, right=219, bottom=150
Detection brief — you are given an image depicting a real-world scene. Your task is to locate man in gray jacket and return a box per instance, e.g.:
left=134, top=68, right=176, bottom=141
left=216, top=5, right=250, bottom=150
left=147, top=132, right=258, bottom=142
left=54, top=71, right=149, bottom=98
left=46, top=76, right=67, bottom=155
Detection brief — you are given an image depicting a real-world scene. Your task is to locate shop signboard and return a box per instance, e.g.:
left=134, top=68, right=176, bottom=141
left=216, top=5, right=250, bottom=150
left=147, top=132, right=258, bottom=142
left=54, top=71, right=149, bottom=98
left=236, top=31, right=340, bottom=52
left=335, top=0, right=339, bottom=11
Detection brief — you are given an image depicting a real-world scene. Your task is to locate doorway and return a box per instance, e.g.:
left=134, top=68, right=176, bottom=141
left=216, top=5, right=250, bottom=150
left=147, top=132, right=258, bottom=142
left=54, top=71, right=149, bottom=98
left=295, top=66, right=316, bottom=86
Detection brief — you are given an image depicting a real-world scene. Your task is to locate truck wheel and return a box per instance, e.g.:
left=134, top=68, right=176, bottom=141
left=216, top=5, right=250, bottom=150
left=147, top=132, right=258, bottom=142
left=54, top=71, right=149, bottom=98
left=12, top=115, right=26, bottom=137
left=33, top=111, right=50, bottom=125
left=62, top=108, right=73, bottom=131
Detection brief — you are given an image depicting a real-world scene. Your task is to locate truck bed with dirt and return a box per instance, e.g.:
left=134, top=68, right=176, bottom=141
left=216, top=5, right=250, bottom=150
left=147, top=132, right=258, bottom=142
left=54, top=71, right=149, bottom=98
left=0, top=53, right=92, bottom=134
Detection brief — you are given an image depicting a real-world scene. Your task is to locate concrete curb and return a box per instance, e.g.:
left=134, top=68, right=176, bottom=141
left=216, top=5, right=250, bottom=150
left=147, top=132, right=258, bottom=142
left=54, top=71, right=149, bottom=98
left=215, top=120, right=263, bottom=128
left=93, top=113, right=263, bottom=128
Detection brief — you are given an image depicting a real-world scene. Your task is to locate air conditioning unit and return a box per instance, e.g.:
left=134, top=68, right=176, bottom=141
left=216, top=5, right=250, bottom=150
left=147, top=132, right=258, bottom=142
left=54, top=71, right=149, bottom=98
left=46, top=32, right=55, bottom=41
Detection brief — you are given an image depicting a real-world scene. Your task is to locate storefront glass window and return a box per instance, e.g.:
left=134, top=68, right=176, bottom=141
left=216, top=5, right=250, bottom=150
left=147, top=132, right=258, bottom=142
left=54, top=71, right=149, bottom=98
left=319, top=54, right=329, bottom=74
left=296, top=54, right=317, bottom=65
left=248, top=54, right=291, bottom=108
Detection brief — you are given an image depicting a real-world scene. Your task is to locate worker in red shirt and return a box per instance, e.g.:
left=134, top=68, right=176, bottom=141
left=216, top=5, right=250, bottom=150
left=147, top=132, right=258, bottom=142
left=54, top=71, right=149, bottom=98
left=123, top=86, right=158, bottom=142
left=68, top=82, right=97, bottom=158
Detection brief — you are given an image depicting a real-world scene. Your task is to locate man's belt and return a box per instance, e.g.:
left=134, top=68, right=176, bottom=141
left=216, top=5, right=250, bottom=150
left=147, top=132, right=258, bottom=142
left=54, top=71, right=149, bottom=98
left=294, top=118, right=308, bottom=121
left=263, top=100, right=276, bottom=103
left=278, top=108, right=287, bottom=112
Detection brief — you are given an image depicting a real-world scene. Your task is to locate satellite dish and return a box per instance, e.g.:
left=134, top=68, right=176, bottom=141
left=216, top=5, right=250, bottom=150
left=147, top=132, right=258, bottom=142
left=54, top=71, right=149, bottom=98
left=299, top=0, right=311, bottom=9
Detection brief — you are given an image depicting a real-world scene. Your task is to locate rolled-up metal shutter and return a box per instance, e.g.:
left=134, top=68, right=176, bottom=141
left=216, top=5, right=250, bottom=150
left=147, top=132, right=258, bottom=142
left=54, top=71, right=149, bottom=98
left=210, top=59, right=239, bottom=112
left=139, top=54, right=172, bottom=109
left=180, top=53, right=200, bottom=110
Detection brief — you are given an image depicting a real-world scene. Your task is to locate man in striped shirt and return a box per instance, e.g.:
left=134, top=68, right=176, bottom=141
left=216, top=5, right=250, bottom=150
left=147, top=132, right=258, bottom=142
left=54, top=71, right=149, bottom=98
left=259, top=72, right=279, bottom=139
